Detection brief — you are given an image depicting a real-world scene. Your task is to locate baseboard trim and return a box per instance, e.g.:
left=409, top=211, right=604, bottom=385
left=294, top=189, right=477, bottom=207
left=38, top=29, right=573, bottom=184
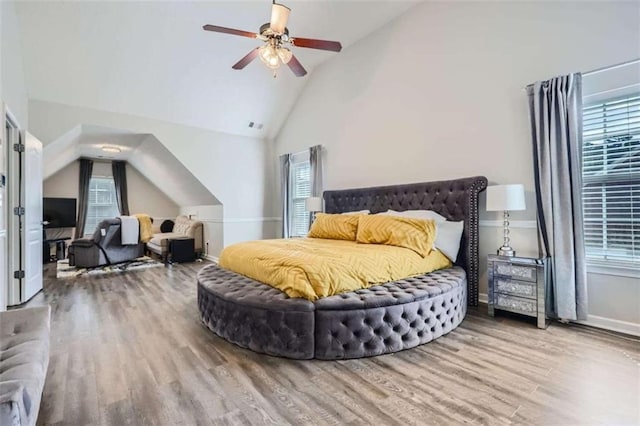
left=575, top=315, right=640, bottom=337
left=203, top=254, right=219, bottom=263
left=479, top=293, right=639, bottom=337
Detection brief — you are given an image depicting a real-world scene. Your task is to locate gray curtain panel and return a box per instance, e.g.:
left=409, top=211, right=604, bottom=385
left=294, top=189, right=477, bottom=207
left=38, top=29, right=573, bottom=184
left=112, top=161, right=130, bottom=216
left=527, top=73, right=588, bottom=321
left=309, top=145, right=324, bottom=223
left=74, top=159, right=94, bottom=239
left=279, top=153, right=292, bottom=238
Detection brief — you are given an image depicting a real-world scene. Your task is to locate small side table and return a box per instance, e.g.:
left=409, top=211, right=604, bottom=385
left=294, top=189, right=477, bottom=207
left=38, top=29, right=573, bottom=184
left=488, top=254, right=550, bottom=329
left=43, top=237, right=71, bottom=263
left=167, top=237, right=195, bottom=264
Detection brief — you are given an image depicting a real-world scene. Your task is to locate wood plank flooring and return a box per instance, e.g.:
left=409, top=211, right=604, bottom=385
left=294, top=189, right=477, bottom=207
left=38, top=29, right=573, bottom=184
left=27, top=261, right=639, bottom=425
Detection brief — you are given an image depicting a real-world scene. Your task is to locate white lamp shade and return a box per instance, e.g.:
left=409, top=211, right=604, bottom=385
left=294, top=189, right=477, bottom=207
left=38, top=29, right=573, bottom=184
left=270, top=3, right=291, bottom=34
left=305, top=197, right=323, bottom=212
left=486, top=184, right=526, bottom=211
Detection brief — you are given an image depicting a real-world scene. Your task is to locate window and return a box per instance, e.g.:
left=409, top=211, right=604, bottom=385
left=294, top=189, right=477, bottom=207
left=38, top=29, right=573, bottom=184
left=85, top=177, right=120, bottom=234
left=582, top=94, right=639, bottom=267
left=290, top=159, right=311, bottom=237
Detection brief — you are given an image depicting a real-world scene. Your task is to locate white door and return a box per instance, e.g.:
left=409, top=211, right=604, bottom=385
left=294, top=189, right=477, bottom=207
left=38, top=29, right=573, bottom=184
left=0, top=106, right=7, bottom=311
left=6, top=116, right=20, bottom=306
left=22, top=132, right=43, bottom=301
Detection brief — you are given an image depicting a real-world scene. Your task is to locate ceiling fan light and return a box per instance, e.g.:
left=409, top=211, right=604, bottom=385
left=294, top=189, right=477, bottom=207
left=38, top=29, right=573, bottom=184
left=259, top=45, right=276, bottom=62
left=259, top=44, right=281, bottom=69
left=277, top=47, right=292, bottom=64
left=270, top=3, right=290, bottom=34
left=267, top=56, right=280, bottom=69
left=101, top=145, right=121, bottom=153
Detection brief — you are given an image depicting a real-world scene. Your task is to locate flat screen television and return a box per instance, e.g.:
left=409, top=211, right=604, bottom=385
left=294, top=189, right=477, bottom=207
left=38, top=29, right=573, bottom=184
left=43, top=197, right=77, bottom=228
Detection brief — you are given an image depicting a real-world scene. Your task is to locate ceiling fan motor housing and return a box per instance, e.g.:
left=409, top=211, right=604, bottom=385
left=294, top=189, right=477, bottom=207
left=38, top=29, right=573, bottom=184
left=260, top=22, right=289, bottom=39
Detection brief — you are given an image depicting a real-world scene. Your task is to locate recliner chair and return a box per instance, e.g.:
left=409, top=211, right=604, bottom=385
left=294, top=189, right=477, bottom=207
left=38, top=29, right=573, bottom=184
left=68, top=218, right=144, bottom=268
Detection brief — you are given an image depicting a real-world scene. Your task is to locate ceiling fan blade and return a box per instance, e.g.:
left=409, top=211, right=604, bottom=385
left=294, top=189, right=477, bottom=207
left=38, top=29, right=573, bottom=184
left=203, top=24, right=258, bottom=39
left=270, top=3, right=291, bottom=34
left=287, top=54, right=307, bottom=77
left=232, top=48, right=260, bottom=70
left=291, top=37, right=342, bottom=52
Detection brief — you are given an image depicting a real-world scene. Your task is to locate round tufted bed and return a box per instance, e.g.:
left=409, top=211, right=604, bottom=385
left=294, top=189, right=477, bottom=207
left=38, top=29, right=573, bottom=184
left=198, top=176, right=488, bottom=360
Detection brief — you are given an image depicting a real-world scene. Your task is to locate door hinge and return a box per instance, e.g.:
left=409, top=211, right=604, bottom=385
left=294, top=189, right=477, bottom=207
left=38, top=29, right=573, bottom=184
left=14, top=270, right=25, bottom=279
left=13, top=207, right=25, bottom=216
left=13, top=143, right=25, bottom=153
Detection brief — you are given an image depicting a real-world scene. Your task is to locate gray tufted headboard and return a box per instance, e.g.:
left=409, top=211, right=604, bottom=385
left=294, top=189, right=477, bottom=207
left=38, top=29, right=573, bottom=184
left=323, top=176, right=488, bottom=306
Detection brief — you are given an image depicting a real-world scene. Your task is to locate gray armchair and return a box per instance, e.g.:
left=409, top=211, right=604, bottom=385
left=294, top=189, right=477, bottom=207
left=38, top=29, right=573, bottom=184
left=68, top=218, right=144, bottom=268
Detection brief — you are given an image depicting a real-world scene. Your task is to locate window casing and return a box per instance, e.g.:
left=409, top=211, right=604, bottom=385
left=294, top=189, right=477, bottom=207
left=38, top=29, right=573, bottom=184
left=582, top=94, right=639, bottom=268
left=85, top=176, right=120, bottom=235
left=290, top=159, right=311, bottom=237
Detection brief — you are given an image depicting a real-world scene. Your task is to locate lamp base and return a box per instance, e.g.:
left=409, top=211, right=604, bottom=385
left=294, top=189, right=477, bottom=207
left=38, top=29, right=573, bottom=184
left=497, top=246, right=516, bottom=257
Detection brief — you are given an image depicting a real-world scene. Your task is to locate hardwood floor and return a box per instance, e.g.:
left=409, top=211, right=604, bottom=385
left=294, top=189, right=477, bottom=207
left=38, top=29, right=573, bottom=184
left=28, top=261, right=639, bottom=425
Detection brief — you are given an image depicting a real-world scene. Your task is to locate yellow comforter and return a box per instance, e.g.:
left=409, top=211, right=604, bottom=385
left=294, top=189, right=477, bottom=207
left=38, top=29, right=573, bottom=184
left=218, top=238, right=452, bottom=301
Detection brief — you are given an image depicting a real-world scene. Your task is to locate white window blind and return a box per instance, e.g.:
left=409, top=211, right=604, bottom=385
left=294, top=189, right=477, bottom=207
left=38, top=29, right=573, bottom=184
left=582, top=93, right=640, bottom=267
left=85, top=177, right=120, bottom=235
left=290, top=160, right=311, bottom=237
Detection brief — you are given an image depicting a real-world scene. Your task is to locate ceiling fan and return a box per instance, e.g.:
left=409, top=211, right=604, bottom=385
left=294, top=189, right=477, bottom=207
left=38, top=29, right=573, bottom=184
left=203, top=1, right=342, bottom=77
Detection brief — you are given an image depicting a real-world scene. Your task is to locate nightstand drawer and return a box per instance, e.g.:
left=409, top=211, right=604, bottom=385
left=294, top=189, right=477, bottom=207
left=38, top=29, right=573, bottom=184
left=495, top=278, right=537, bottom=299
left=495, top=293, right=537, bottom=316
left=494, top=262, right=537, bottom=282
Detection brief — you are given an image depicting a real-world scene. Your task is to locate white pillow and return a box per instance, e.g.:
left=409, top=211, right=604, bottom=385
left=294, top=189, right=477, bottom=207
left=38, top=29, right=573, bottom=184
left=341, top=210, right=370, bottom=215
left=435, top=221, right=464, bottom=262
left=380, top=209, right=447, bottom=223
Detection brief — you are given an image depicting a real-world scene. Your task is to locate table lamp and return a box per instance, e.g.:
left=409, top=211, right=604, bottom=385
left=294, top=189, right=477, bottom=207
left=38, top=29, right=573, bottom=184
left=305, top=197, right=323, bottom=223
left=486, top=184, right=526, bottom=256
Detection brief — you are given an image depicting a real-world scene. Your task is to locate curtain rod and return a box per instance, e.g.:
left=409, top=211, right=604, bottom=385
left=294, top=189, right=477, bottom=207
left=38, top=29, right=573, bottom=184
left=286, top=144, right=323, bottom=157
left=583, top=58, right=640, bottom=77
left=523, top=58, right=640, bottom=91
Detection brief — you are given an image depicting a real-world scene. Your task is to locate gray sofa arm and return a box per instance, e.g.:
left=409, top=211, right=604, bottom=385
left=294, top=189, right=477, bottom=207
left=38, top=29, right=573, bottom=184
left=0, top=306, right=50, bottom=426
left=0, top=382, right=29, bottom=426
left=0, top=306, right=51, bottom=334
left=70, top=239, right=95, bottom=248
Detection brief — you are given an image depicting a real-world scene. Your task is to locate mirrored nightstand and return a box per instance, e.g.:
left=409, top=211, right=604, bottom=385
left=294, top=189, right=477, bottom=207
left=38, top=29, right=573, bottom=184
left=488, top=254, right=550, bottom=329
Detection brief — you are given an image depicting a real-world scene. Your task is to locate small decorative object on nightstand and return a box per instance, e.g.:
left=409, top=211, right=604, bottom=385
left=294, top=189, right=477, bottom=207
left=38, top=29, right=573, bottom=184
left=488, top=254, right=550, bottom=329
left=486, top=184, right=526, bottom=256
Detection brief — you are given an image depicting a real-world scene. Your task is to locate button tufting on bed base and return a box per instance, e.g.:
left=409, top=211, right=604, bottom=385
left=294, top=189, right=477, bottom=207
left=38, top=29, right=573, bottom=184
left=197, top=264, right=467, bottom=360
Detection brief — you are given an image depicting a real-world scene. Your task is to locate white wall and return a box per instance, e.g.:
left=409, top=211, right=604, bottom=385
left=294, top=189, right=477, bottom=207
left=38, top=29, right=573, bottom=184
left=44, top=160, right=180, bottom=236
left=179, top=205, right=223, bottom=259
left=275, top=1, right=640, bottom=332
left=30, top=99, right=278, bottom=249
left=178, top=204, right=279, bottom=259
left=0, top=1, right=28, bottom=128
left=125, top=164, right=180, bottom=220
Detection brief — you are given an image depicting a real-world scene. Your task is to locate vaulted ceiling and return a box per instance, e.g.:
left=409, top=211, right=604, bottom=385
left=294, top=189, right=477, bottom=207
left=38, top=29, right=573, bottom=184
left=15, top=1, right=419, bottom=139
left=44, top=124, right=220, bottom=207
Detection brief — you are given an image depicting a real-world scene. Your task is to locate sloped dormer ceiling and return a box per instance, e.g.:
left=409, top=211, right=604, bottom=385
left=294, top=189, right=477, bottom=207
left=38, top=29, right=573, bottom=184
left=44, top=124, right=220, bottom=207
left=14, top=1, right=419, bottom=139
